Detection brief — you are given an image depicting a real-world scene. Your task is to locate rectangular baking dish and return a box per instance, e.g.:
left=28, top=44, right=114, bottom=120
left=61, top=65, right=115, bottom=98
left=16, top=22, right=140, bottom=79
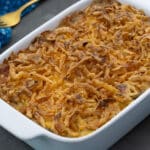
left=0, top=0, right=150, bottom=150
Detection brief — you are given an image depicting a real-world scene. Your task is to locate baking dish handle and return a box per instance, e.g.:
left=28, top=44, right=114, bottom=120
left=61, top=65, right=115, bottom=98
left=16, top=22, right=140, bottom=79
left=0, top=100, right=45, bottom=139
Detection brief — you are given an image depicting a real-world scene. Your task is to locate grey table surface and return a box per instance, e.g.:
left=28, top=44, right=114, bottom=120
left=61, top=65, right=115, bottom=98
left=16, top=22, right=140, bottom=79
left=0, top=0, right=150, bottom=150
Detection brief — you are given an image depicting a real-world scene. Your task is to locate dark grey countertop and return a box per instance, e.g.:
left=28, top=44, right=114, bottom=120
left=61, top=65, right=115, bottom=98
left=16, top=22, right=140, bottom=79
left=0, top=0, right=150, bottom=150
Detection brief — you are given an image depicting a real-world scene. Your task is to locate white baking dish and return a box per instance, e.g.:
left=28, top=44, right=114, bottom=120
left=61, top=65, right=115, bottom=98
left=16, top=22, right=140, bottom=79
left=0, top=0, right=150, bottom=150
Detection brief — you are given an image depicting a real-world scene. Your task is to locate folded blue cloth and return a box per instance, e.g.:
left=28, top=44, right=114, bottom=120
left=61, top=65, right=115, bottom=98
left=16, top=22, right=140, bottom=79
left=0, top=0, right=38, bottom=48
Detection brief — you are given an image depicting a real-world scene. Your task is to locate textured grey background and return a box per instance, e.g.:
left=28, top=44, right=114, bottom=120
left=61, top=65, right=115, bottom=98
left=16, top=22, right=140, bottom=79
left=0, top=0, right=150, bottom=150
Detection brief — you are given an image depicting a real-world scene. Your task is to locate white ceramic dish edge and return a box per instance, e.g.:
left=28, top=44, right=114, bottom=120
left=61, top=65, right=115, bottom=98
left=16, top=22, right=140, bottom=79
left=0, top=0, right=150, bottom=150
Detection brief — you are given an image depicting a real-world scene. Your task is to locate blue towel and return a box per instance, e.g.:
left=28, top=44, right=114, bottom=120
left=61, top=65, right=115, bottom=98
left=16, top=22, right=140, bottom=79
left=0, top=0, right=38, bottom=48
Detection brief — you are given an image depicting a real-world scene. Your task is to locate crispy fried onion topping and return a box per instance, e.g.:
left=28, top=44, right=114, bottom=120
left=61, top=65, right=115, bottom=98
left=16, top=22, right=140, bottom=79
left=0, top=0, right=150, bottom=137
